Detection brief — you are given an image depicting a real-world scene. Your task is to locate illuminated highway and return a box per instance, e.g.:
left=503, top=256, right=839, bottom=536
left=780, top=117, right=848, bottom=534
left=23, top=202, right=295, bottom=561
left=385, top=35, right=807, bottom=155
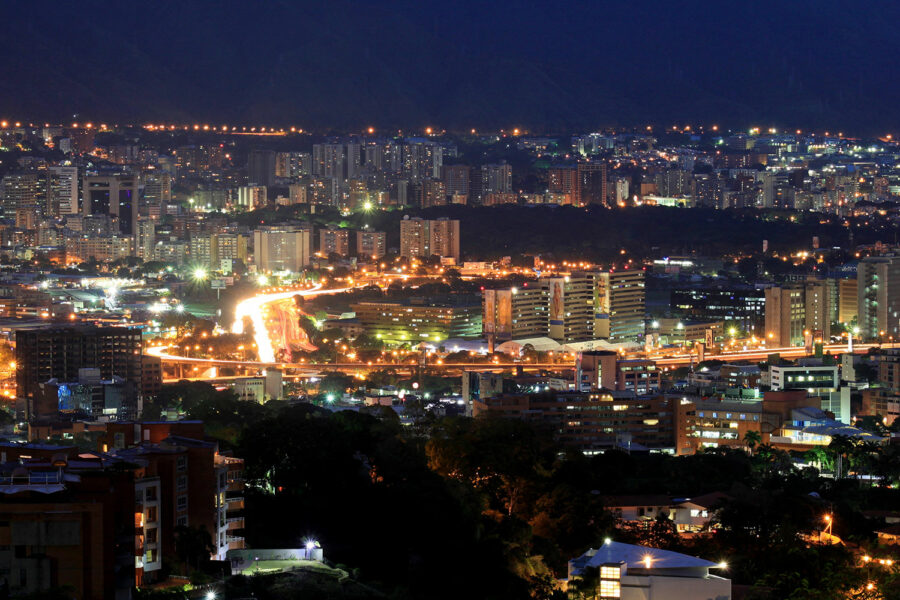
left=150, top=282, right=893, bottom=379
left=230, top=284, right=353, bottom=362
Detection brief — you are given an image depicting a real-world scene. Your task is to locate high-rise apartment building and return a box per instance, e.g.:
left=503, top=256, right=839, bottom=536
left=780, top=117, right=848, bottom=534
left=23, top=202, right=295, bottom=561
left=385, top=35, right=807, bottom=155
left=356, top=230, right=386, bottom=259
left=233, top=185, right=266, bottom=210
left=858, top=257, right=900, bottom=341
left=136, top=216, right=156, bottom=260
left=481, top=163, right=513, bottom=196
left=548, top=166, right=578, bottom=204
left=595, top=269, right=646, bottom=342
left=838, top=278, right=858, bottom=324
left=421, top=179, right=447, bottom=208
left=765, top=284, right=807, bottom=347
left=399, top=217, right=460, bottom=261
left=49, top=165, right=79, bottom=214
left=545, top=274, right=597, bottom=343
left=483, top=286, right=548, bottom=341
left=346, top=143, right=362, bottom=179
left=403, top=141, right=442, bottom=180
left=319, top=226, right=350, bottom=257
left=804, top=279, right=832, bottom=341
left=1, top=172, right=46, bottom=217
left=248, top=149, right=276, bottom=187
left=253, top=225, right=312, bottom=272
left=577, top=161, right=607, bottom=206
left=441, top=164, right=471, bottom=199
left=15, top=326, right=143, bottom=407
left=275, top=152, right=311, bottom=178
left=312, top=144, right=346, bottom=179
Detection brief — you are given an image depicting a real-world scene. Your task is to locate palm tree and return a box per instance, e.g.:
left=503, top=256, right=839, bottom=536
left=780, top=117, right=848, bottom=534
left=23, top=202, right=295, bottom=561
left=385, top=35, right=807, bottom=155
left=744, top=430, right=762, bottom=455
left=828, top=435, right=854, bottom=479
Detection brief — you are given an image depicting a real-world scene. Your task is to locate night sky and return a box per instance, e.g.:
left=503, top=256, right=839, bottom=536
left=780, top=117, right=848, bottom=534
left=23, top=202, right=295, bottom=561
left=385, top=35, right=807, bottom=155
left=2, top=0, right=898, bottom=134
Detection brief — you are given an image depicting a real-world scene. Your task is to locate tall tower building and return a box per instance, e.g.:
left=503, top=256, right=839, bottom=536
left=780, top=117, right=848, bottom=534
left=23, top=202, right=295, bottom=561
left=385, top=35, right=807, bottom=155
left=858, top=257, right=900, bottom=340
left=248, top=150, right=277, bottom=187
left=481, top=163, right=513, bottom=196
left=82, top=174, right=139, bottom=235
left=319, top=226, right=350, bottom=257
left=441, top=165, right=471, bottom=199
left=136, top=217, right=156, bottom=260
left=49, top=166, right=79, bottom=215
left=765, top=284, right=806, bottom=347
left=356, top=230, right=386, bottom=259
left=577, top=161, right=607, bottom=206
left=312, top=144, right=346, bottom=180
left=399, top=217, right=428, bottom=259
left=804, top=278, right=832, bottom=342
left=252, top=226, right=312, bottom=273
left=399, top=217, right=460, bottom=261
left=548, top=166, right=578, bottom=204
left=544, top=273, right=596, bottom=342
left=346, top=143, right=362, bottom=179
left=595, top=269, right=645, bottom=342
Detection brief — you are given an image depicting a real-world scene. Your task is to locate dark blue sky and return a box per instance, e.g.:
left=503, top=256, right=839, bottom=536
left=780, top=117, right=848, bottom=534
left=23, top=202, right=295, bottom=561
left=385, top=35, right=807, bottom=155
left=1, top=0, right=898, bottom=134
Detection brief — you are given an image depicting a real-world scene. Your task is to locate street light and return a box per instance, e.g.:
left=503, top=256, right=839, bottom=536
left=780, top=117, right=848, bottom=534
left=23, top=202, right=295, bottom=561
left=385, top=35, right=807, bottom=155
left=192, top=267, right=208, bottom=282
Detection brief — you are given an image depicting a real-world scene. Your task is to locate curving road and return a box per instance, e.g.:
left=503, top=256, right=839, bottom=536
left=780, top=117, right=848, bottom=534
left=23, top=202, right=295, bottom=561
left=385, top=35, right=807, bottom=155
left=230, top=284, right=353, bottom=362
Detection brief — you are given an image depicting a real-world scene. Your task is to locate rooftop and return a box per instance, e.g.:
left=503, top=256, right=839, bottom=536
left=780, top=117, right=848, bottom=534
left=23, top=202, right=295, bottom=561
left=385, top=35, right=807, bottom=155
left=571, top=541, right=721, bottom=575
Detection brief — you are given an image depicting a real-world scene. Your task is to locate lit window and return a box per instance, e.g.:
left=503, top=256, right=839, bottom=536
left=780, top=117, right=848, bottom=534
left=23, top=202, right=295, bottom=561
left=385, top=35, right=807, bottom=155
left=599, top=579, right=621, bottom=598
left=599, top=566, right=621, bottom=580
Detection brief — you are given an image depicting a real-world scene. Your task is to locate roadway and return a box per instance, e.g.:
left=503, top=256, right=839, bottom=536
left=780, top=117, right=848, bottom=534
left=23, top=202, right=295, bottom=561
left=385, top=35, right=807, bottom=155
left=230, top=283, right=354, bottom=362
left=153, top=283, right=891, bottom=377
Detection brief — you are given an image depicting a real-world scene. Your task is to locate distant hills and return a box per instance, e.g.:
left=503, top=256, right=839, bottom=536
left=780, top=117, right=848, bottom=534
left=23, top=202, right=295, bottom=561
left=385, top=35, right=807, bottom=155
left=1, top=0, right=899, bottom=135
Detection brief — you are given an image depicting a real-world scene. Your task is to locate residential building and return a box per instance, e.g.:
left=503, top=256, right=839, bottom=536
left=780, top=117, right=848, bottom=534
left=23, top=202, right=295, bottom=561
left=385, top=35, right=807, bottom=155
left=0, top=455, right=139, bottom=599
left=15, top=326, right=143, bottom=408
left=473, top=391, right=680, bottom=454
left=577, top=161, right=607, bottom=206
left=858, top=257, right=900, bottom=341
left=544, top=273, right=596, bottom=343
left=595, top=269, right=646, bottom=343
left=838, top=278, right=858, bottom=324
left=399, top=217, right=460, bottom=261
left=566, top=542, right=731, bottom=600
left=253, top=225, right=312, bottom=272
left=65, top=235, right=133, bottom=263
left=319, top=226, right=350, bottom=257
left=356, top=230, right=386, bottom=259
left=483, top=286, right=547, bottom=341
left=765, top=284, right=806, bottom=347
left=248, top=149, right=276, bottom=187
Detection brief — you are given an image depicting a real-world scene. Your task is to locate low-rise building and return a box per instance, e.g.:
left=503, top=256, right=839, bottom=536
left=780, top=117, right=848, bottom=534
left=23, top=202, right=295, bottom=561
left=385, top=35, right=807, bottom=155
left=567, top=541, right=731, bottom=599
left=351, top=297, right=481, bottom=344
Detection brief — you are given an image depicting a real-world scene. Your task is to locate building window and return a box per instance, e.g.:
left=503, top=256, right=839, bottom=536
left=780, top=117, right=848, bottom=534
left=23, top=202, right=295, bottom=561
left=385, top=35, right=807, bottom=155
left=176, top=456, right=187, bottom=472
left=176, top=516, right=188, bottom=527
left=177, top=475, right=187, bottom=492
left=177, top=495, right=187, bottom=511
